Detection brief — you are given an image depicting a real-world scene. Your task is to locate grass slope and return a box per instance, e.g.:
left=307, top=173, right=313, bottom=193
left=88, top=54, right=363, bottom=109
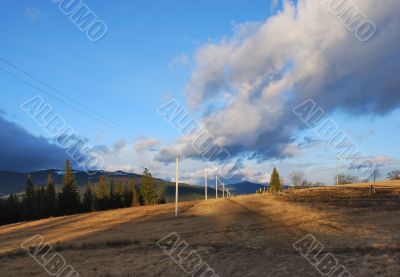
left=1, top=183, right=399, bottom=276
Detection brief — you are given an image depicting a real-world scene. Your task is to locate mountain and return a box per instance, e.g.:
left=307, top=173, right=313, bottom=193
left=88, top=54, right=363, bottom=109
left=227, top=181, right=268, bottom=195
left=0, top=169, right=218, bottom=203
left=0, top=170, right=267, bottom=201
left=0, top=169, right=138, bottom=195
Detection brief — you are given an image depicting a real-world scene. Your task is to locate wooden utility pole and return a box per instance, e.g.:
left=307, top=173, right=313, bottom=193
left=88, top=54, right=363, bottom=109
left=204, top=168, right=208, bottom=200
left=175, top=156, right=179, bottom=217
left=336, top=158, right=339, bottom=186
left=215, top=175, right=218, bottom=199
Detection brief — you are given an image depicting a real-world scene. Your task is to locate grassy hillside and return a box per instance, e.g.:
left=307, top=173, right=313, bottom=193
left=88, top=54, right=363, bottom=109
left=1, top=185, right=399, bottom=276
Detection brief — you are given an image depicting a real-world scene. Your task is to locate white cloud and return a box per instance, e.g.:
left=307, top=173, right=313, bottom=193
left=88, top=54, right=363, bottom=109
left=157, top=0, right=400, bottom=164
left=113, top=139, right=127, bottom=153
left=270, top=0, right=280, bottom=13
left=134, top=137, right=160, bottom=152
left=97, top=1, right=400, bottom=186
left=283, top=144, right=301, bottom=157
left=169, top=53, right=190, bottom=71
left=371, top=155, right=400, bottom=167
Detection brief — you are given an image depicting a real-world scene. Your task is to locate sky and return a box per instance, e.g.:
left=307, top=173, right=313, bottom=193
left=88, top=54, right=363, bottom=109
left=0, top=0, right=400, bottom=186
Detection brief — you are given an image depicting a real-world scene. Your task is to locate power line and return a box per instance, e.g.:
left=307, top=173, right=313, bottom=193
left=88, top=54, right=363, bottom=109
left=0, top=58, right=138, bottom=139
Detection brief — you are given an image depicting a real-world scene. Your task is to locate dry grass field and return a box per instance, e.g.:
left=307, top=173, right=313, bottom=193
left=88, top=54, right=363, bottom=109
left=1, top=182, right=400, bottom=276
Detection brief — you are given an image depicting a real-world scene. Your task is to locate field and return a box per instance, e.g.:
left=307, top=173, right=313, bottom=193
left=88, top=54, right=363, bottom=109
left=1, top=182, right=400, bottom=276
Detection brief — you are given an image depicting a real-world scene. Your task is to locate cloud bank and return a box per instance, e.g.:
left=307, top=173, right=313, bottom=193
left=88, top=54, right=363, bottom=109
left=0, top=115, right=71, bottom=172
left=158, top=0, right=400, bottom=163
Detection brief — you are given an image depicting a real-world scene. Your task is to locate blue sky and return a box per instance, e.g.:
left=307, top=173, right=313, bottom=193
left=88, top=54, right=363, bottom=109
left=1, top=0, right=399, bottom=185
left=0, top=0, right=274, bottom=142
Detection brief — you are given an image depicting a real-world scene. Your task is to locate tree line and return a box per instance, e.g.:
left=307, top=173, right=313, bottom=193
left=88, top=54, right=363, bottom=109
left=287, top=169, right=400, bottom=187
left=334, top=169, right=400, bottom=185
left=0, top=160, right=166, bottom=226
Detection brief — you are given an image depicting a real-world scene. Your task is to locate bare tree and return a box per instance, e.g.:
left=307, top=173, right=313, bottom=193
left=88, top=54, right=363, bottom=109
left=370, top=168, right=381, bottom=186
left=289, top=171, right=305, bottom=187
left=387, top=170, right=400, bottom=180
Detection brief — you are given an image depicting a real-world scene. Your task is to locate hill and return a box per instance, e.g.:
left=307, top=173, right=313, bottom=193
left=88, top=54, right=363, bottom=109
left=0, top=169, right=141, bottom=195
left=0, top=170, right=269, bottom=202
left=0, top=169, right=216, bottom=203
left=227, top=181, right=268, bottom=194
left=0, top=185, right=399, bottom=276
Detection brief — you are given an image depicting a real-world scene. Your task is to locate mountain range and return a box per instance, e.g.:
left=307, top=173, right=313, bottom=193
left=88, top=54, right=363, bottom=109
left=0, top=169, right=267, bottom=201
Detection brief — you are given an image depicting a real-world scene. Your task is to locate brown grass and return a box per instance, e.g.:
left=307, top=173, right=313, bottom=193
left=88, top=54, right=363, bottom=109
left=1, top=183, right=399, bottom=276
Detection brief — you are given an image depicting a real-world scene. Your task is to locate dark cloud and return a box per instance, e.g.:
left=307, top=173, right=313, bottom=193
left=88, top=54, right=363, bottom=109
left=0, top=114, right=71, bottom=172
left=154, top=148, right=177, bottom=164
left=92, top=140, right=127, bottom=156
left=298, top=136, right=324, bottom=149
left=92, top=145, right=110, bottom=154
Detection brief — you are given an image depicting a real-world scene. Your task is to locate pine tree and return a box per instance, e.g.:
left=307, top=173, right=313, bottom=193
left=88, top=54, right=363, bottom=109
left=128, top=179, right=140, bottom=207
left=82, top=185, right=95, bottom=212
left=269, top=167, right=282, bottom=193
left=123, top=185, right=132, bottom=207
left=58, top=160, right=81, bottom=215
left=3, top=194, right=21, bottom=224
left=140, top=168, right=155, bottom=205
left=0, top=200, right=4, bottom=225
left=96, top=176, right=109, bottom=210
left=115, top=183, right=125, bottom=208
left=44, top=174, right=56, bottom=217
left=155, top=192, right=167, bottom=204
left=23, top=174, right=35, bottom=220
left=35, top=186, right=46, bottom=219
left=109, top=178, right=116, bottom=209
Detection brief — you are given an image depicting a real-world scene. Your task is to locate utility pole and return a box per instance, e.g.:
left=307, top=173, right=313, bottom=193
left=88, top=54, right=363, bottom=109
left=336, top=157, right=339, bottom=187
left=204, top=168, right=208, bottom=200
left=222, top=182, right=225, bottom=198
left=175, top=155, right=179, bottom=217
left=215, top=175, right=218, bottom=199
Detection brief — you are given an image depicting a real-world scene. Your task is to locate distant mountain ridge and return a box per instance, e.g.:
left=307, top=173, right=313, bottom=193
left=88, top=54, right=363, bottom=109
left=226, top=181, right=268, bottom=195
left=0, top=169, right=142, bottom=195
left=0, top=170, right=266, bottom=202
left=0, top=169, right=216, bottom=203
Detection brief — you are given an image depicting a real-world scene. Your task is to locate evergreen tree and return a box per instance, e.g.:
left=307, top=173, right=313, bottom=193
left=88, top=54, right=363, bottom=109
left=140, top=168, right=155, bottom=205
left=82, top=185, right=95, bottom=212
left=128, top=179, right=140, bottom=207
left=44, top=174, right=57, bottom=217
left=115, top=183, right=125, bottom=208
left=35, top=186, right=46, bottom=219
left=0, top=200, right=4, bottom=225
left=3, top=194, right=21, bottom=224
left=123, top=186, right=132, bottom=207
left=109, top=178, right=116, bottom=209
left=155, top=192, right=167, bottom=204
left=96, top=176, right=109, bottom=210
left=269, top=167, right=282, bottom=193
left=58, top=160, right=81, bottom=215
left=23, top=174, right=35, bottom=220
